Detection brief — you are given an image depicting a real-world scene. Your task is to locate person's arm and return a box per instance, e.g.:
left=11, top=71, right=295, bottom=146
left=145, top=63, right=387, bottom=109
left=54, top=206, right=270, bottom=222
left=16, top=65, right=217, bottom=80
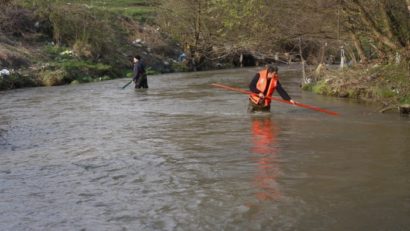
left=276, top=81, right=292, bottom=101
left=249, top=74, right=261, bottom=93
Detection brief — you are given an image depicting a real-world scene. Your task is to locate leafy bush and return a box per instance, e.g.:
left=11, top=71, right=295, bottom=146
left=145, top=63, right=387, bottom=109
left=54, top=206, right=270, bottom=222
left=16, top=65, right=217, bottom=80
left=312, top=80, right=330, bottom=95
left=39, top=69, right=67, bottom=86
left=0, top=74, right=37, bottom=90
left=171, top=62, right=189, bottom=72
left=56, top=60, right=112, bottom=81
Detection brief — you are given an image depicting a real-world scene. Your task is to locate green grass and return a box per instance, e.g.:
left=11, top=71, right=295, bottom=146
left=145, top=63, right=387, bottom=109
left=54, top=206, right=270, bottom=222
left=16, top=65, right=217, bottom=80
left=371, top=64, right=410, bottom=104
left=400, top=97, right=410, bottom=104
left=312, top=80, right=330, bottom=95
left=41, top=45, right=115, bottom=85
left=79, top=0, right=149, bottom=7
left=61, top=0, right=155, bottom=20
left=17, top=0, right=155, bottom=21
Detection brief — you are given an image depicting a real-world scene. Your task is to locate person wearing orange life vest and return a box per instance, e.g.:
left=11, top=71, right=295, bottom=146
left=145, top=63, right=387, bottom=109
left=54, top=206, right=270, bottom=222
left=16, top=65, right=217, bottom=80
left=248, top=64, right=295, bottom=112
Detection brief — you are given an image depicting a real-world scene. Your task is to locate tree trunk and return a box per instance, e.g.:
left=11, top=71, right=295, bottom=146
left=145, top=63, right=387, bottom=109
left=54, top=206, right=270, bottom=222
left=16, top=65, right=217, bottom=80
left=345, top=44, right=357, bottom=65
left=299, top=37, right=308, bottom=85
left=378, top=0, right=395, bottom=40
left=352, top=0, right=399, bottom=51
left=350, top=32, right=367, bottom=63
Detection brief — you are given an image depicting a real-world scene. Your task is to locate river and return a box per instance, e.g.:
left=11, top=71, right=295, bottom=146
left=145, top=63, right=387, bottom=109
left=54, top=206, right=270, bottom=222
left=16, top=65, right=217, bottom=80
left=1, top=67, right=409, bottom=231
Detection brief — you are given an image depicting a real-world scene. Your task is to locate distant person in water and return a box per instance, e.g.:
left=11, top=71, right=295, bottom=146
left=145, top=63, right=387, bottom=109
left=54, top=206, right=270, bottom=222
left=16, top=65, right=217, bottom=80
left=248, top=64, right=295, bottom=112
left=132, top=55, right=148, bottom=89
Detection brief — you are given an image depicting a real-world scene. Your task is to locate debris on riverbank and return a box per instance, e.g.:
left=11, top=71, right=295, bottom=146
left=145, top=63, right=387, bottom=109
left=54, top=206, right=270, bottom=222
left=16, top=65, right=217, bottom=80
left=304, top=63, right=410, bottom=114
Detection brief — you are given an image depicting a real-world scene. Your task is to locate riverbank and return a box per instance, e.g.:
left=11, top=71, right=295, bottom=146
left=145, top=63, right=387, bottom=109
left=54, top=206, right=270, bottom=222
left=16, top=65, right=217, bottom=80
left=304, top=63, right=410, bottom=113
left=0, top=1, right=181, bottom=90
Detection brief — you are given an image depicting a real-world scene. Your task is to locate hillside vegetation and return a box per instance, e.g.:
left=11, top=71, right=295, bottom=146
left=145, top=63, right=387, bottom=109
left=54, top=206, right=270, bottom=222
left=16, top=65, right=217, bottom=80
left=0, top=0, right=177, bottom=90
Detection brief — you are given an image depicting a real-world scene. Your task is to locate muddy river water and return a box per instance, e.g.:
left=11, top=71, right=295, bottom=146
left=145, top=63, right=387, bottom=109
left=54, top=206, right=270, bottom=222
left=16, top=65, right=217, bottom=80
left=1, top=67, right=409, bottom=230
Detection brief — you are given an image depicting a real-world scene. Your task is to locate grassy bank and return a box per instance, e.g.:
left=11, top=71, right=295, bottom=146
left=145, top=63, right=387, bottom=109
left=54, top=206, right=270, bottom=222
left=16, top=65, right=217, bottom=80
left=304, top=63, right=410, bottom=109
left=20, top=0, right=156, bottom=21
left=0, top=0, right=176, bottom=90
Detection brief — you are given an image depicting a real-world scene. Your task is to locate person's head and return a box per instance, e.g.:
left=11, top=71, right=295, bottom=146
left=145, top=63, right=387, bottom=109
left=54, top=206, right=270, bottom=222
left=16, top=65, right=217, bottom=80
left=266, top=64, right=278, bottom=78
left=133, top=55, right=141, bottom=63
left=266, top=64, right=278, bottom=73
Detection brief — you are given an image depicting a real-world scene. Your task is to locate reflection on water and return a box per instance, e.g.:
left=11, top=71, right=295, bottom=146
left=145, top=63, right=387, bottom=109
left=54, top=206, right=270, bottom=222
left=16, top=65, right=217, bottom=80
left=250, top=116, right=281, bottom=201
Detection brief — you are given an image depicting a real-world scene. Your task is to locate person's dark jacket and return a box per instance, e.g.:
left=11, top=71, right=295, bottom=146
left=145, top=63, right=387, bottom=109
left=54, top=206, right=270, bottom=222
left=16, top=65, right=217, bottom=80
left=249, top=73, right=291, bottom=101
left=132, top=61, right=146, bottom=82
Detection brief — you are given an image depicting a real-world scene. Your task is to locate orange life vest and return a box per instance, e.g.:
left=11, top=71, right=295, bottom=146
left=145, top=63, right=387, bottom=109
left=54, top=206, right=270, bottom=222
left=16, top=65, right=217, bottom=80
left=249, top=69, right=278, bottom=106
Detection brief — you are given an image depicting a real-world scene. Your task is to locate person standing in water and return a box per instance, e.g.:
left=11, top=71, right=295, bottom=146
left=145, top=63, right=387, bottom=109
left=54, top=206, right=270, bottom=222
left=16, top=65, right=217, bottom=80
left=248, top=64, right=295, bottom=112
left=132, top=55, right=148, bottom=89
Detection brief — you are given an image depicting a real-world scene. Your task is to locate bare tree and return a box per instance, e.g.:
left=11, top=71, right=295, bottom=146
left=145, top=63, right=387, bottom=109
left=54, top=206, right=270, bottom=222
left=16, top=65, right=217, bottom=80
left=341, top=0, right=410, bottom=63
left=156, top=0, right=216, bottom=70
left=157, top=0, right=409, bottom=69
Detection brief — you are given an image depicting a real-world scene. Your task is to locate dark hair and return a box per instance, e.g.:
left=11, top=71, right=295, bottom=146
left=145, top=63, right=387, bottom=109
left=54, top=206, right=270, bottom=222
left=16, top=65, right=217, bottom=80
left=266, top=64, right=278, bottom=73
left=134, top=55, right=141, bottom=60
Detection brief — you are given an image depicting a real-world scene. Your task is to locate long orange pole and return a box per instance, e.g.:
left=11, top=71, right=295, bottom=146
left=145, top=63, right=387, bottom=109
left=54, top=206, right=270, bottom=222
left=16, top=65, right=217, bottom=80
left=211, top=83, right=339, bottom=116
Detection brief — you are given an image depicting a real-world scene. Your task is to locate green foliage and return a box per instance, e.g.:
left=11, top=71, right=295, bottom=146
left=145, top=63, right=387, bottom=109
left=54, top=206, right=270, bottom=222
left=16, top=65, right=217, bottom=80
left=55, top=59, right=112, bottom=82
left=375, top=87, right=396, bottom=98
left=307, top=62, right=409, bottom=106
left=44, top=44, right=114, bottom=82
left=400, top=96, right=410, bottom=104
left=125, top=71, right=133, bottom=78
left=78, top=76, right=93, bottom=83
left=44, top=45, right=73, bottom=60
left=58, top=60, right=111, bottom=73
left=44, top=45, right=65, bottom=56
left=145, top=67, right=159, bottom=75
left=312, top=80, right=330, bottom=95
left=102, top=7, right=154, bottom=22
left=1, top=0, right=164, bottom=90
left=36, top=50, right=114, bottom=86
left=39, top=69, right=67, bottom=86
left=37, top=60, right=114, bottom=86
left=301, top=83, right=314, bottom=91
left=171, top=62, right=189, bottom=72
left=369, top=64, right=410, bottom=103
left=17, top=0, right=155, bottom=21
left=0, top=74, right=37, bottom=90
left=15, top=1, right=132, bottom=68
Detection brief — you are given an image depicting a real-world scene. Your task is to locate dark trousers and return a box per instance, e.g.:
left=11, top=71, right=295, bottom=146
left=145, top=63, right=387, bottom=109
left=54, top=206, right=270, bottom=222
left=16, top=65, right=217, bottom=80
left=248, top=100, right=270, bottom=113
left=135, top=74, right=148, bottom=89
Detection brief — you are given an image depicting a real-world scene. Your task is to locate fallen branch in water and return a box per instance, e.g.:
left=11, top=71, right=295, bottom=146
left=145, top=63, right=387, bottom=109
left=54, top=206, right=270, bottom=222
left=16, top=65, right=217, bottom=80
left=379, top=105, right=398, bottom=113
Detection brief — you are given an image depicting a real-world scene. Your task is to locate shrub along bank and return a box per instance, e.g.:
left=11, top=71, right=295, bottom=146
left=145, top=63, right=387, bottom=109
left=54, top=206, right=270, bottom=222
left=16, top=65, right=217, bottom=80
left=304, top=63, right=410, bottom=111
